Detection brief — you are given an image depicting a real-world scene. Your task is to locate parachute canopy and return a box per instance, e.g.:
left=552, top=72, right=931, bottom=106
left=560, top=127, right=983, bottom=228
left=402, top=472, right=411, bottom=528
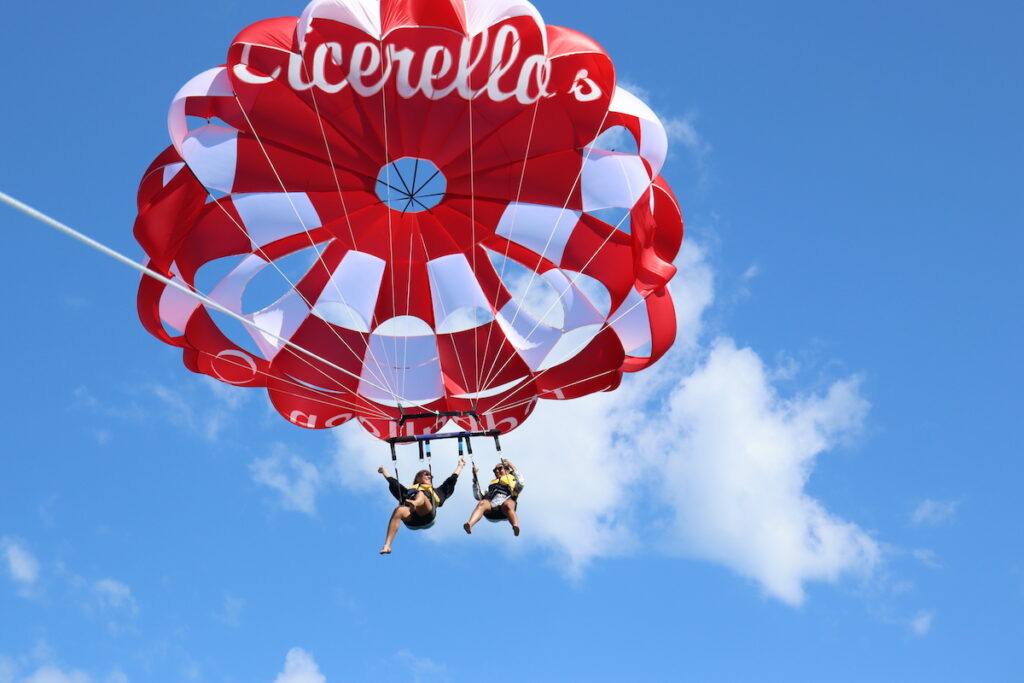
left=134, top=0, right=683, bottom=440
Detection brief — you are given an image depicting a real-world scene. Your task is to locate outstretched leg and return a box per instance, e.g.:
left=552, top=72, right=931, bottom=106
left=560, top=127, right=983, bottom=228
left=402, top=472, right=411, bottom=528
left=380, top=505, right=412, bottom=554
left=503, top=500, right=520, bottom=536
left=464, top=500, right=491, bottom=533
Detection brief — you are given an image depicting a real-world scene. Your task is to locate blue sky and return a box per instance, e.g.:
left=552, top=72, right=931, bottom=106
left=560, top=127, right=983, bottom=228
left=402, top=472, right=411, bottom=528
left=1, top=0, right=1022, bottom=681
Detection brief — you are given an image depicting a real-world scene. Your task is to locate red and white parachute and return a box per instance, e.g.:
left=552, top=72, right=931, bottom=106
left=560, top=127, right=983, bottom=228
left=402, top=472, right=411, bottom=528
left=134, top=0, right=683, bottom=440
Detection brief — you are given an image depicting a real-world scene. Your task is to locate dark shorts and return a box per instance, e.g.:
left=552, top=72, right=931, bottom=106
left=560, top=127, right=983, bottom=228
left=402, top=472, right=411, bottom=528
left=483, top=498, right=517, bottom=522
left=402, top=500, right=437, bottom=530
left=483, top=508, right=507, bottom=522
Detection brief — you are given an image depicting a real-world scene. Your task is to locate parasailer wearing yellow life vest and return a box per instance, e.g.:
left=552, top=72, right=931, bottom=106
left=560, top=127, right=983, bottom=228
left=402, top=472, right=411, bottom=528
left=378, top=458, right=465, bottom=554
left=464, top=459, right=524, bottom=537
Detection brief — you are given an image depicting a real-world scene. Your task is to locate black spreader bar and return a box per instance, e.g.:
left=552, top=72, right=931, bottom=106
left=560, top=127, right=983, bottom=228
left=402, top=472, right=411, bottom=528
left=386, top=429, right=500, bottom=445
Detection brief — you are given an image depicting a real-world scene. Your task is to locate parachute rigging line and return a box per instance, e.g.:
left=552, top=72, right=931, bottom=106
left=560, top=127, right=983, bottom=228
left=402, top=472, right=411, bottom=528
left=0, top=190, right=406, bottom=410
left=477, top=105, right=614, bottom=392
left=476, top=165, right=664, bottom=397
left=296, top=64, right=408, bottom=400
left=230, top=94, right=406, bottom=405
left=482, top=288, right=658, bottom=415
left=133, top=0, right=684, bottom=438
left=199, top=189, right=399, bottom=403
left=473, top=96, right=543, bottom=392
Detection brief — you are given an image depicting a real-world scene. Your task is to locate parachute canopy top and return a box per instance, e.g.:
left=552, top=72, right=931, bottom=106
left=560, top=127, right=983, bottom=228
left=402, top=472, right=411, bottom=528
left=133, top=0, right=683, bottom=441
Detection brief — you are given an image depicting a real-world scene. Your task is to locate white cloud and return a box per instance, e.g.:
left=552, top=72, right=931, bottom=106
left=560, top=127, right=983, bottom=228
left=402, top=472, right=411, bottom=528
left=0, top=662, right=123, bottom=683
left=910, top=610, right=935, bottom=636
left=201, top=375, right=250, bottom=411
left=911, top=548, right=941, bottom=569
left=215, top=594, right=244, bottom=626
left=71, top=387, right=144, bottom=422
left=1, top=636, right=127, bottom=683
left=273, top=648, right=324, bottom=683
left=1, top=656, right=15, bottom=683
left=30, top=641, right=55, bottom=665
left=664, top=115, right=711, bottom=159
left=2, top=539, right=40, bottom=593
left=93, top=579, right=138, bottom=615
left=328, top=239, right=878, bottom=605
left=73, top=376, right=247, bottom=442
left=150, top=384, right=225, bottom=441
left=395, top=651, right=447, bottom=682
left=641, top=339, right=878, bottom=605
left=911, top=499, right=959, bottom=526
left=18, top=665, right=93, bottom=683
left=250, top=445, right=322, bottom=515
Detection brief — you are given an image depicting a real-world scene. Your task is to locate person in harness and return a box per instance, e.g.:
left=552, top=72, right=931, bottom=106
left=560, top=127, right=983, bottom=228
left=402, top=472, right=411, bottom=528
left=463, top=459, right=524, bottom=536
left=377, top=458, right=465, bottom=554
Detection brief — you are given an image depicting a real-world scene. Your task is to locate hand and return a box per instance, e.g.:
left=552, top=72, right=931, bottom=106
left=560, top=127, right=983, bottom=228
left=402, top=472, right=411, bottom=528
left=458, top=458, right=466, bottom=467
left=472, top=465, right=479, bottom=473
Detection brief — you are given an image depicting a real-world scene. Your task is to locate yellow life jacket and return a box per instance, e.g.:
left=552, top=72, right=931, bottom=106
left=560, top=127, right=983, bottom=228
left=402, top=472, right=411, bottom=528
left=489, top=473, right=521, bottom=499
left=409, top=483, right=440, bottom=506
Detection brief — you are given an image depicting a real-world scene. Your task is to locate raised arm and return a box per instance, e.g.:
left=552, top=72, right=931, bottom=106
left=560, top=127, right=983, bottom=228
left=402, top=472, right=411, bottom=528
left=378, top=466, right=406, bottom=502
left=504, top=459, right=525, bottom=493
left=434, top=458, right=465, bottom=504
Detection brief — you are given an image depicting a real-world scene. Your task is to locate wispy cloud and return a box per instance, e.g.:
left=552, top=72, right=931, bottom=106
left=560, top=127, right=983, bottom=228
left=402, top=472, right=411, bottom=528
left=663, top=115, right=712, bottom=161
left=910, top=548, right=941, bottom=569
left=395, top=650, right=448, bottom=683
left=14, top=664, right=94, bottom=683
left=910, top=609, right=935, bottom=636
left=0, top=655, right=13, bottom=682
left=2, top=538, right=40, bottom=596
left=0, top=643, right=127, bottom=683
left=71, top=387, right=145, bottom=422
left=250, top=444, right=323, bottom=515
left=150, top=382, right=233, bottom=442
left=93, top=579, right=138, bottom=615
left=73, top=374, right=249, bottom=443
left=214, top=594, right=244, bottom=627
left=911, top=499, right=959, bottom=526
left=273, top=648, right=325, bottom=683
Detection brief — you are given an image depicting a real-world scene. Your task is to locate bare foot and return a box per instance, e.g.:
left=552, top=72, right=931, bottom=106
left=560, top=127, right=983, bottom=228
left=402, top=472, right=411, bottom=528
left=379, top=547, right=392, bottom=554
left=463, top=523, right=472, bottom=534
left=512, top=525, right=520, bottom=537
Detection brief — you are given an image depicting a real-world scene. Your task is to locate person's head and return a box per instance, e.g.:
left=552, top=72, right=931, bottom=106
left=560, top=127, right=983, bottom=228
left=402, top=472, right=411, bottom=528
left=493, top=462, right=510, bottom=476
left=413, top=469, right=433, bottom=485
